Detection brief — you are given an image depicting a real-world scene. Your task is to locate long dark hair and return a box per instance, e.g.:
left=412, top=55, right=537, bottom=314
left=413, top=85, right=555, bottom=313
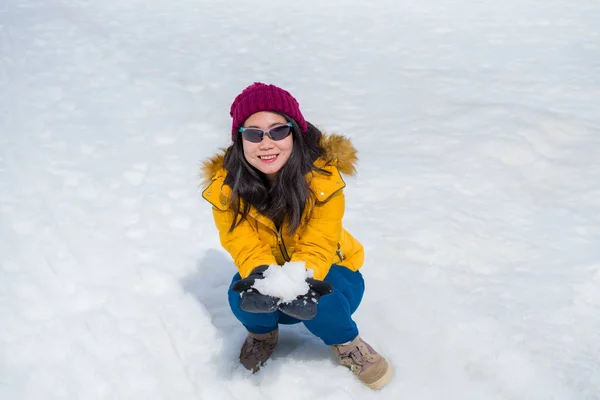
left=223, top=115, right=327, bottom=234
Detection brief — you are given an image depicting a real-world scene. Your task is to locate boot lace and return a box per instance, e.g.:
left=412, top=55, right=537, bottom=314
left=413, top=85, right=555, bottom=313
left=243, top=335, right=276, bottom=361
left=337, top=342, right=376, bottom=373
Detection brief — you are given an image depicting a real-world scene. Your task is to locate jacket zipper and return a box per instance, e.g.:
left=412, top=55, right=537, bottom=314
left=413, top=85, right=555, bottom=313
left=277, top=225, right=291, bottom=262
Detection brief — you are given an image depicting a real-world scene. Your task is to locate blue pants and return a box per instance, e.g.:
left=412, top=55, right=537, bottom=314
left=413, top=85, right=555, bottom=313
left=228, top=265, right=365, bottom=346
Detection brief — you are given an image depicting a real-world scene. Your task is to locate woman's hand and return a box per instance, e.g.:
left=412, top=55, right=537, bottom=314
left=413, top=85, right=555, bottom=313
left=231, top=265, right=280, bottom=313
left=278, top=278, right=333, bottom=320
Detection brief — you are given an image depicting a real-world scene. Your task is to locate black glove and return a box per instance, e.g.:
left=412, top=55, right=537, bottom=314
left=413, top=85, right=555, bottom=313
left=278, top=278, right=333, bottom=320
left=231, top=265, right=279, bottom=313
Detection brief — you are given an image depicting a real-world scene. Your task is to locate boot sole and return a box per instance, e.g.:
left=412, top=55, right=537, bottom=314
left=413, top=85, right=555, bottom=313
left=366, top=361, right=393, bottom=390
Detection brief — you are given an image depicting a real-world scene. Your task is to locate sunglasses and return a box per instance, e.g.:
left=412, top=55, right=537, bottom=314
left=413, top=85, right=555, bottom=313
left=239, top=122, right=293, bottom=143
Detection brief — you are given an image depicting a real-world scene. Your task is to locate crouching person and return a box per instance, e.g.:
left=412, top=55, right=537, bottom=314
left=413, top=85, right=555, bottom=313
left=201, top=82, right=392, bottom=390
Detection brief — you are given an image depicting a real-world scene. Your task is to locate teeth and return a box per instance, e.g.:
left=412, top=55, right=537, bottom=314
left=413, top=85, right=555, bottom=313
left=260, top=155, right=277, bottom=160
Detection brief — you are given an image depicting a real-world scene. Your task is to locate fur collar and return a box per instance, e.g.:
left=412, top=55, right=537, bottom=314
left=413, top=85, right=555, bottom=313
left=200, top=132, right=358, bottom=187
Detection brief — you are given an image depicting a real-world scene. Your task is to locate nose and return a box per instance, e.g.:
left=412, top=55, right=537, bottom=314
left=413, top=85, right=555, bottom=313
left=258, top=135, right=275, bottom=150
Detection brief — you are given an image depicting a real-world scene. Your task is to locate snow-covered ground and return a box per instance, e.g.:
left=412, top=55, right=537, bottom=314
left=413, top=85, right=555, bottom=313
left=1, top=0, right=599, bottom=398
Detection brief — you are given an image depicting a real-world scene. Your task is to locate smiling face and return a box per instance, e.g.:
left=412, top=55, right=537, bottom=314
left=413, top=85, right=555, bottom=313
left=241, top=111, right=294, bottom=181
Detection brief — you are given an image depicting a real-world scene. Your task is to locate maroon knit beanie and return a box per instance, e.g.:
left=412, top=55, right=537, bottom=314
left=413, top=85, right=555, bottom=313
left=229, top=82, right=308, bottom=141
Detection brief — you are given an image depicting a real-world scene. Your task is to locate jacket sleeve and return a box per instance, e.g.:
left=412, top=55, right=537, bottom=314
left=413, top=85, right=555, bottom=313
left=290, top=189, right=345, bottom=280
left=212, top=207, right=277, bottom=278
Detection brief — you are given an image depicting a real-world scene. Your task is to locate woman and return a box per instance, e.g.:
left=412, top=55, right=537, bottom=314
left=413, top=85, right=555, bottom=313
left=201, top=82, right=392, bottom=390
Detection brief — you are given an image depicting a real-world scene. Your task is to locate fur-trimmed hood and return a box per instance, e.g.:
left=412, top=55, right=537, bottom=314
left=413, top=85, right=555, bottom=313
left=200, top=132, right=358, bottom=188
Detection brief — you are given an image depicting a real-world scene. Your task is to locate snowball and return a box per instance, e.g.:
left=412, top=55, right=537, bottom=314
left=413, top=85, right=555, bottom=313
left=252, top=262, right=311, bottom=303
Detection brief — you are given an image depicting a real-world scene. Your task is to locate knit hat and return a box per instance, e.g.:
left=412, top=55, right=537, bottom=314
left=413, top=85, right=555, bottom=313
left=229, top=82, right=308, bottom=140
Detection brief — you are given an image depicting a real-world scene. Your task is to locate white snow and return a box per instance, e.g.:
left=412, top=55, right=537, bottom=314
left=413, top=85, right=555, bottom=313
left=1, top=0, right=600, bottom=399
left=252, top=262, right=312, bottom=303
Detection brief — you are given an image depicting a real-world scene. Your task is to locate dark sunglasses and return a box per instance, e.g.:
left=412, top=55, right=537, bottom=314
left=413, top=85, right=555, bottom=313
left=239, top=122, right=293, bottom=143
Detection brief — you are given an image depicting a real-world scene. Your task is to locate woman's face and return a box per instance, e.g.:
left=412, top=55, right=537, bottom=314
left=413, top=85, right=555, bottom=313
left=241, top=111, right=294, bottom=181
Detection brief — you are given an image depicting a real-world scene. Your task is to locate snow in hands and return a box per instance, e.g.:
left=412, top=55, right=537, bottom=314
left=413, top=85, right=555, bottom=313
left=252, top=262, right=314, bottom=303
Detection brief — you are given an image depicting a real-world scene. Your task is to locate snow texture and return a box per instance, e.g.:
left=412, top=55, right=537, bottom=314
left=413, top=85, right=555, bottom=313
left=1, top=0, right=600, bottom=399
left=252, top=263, right=312, bottom=303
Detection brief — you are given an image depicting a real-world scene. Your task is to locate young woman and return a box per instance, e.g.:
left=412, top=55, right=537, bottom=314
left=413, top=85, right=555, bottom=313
left=201, top=82, right=392, bottom=390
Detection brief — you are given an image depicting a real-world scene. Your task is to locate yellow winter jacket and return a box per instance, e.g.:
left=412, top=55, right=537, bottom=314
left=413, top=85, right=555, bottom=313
left=201, top=133, right=364, bottom=280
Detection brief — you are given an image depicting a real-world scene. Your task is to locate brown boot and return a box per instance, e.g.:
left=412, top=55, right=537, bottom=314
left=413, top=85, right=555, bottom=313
left=239, top=330, right=279, bottom=373
left=332, top=336, right=393, bottom=389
